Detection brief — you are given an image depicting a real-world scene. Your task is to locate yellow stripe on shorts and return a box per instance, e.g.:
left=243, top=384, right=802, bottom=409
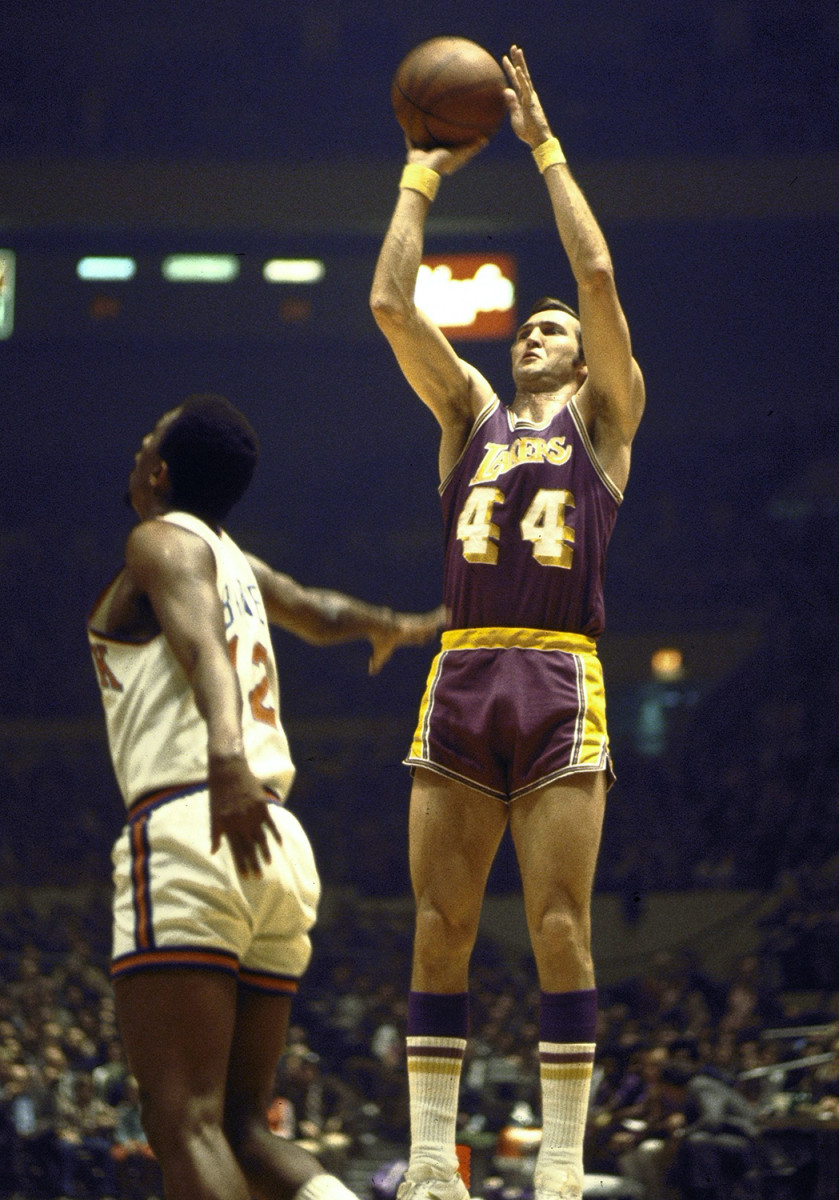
left=441, top=627, right=597, bottom=654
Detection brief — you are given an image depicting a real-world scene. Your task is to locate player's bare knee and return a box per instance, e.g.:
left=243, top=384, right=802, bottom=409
left=142, top=1091, right=220, bottom=1162
left=529, top=902, right=591, bottom=960
left=414, top=902, right=477, bottom=962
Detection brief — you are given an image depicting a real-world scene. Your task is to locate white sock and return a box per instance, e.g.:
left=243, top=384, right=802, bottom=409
left=535, top=1041, right=595, bottom=1188
left=406, top=1035, right=466, bottom=1180
left=294, top=1174, right=358, bottom=1200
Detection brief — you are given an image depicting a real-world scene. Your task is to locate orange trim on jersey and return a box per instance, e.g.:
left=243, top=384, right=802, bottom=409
left=130, top=816, right=152, bottom=949
left=110, top=949, right=299, bottom=994
left=238, top=968, right=299, bottom=995
left=128, top=781, right=208, bottom=822
left=128, top=780, right=281, bottom=822
left=111, top=947, right=240, bottom=980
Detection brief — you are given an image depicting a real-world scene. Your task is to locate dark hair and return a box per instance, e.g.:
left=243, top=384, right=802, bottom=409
left=158, top=393, right=259, bottom=522
left=526, top=295, right=579, bottom=322
left=523, top=296, right=584, bottom=363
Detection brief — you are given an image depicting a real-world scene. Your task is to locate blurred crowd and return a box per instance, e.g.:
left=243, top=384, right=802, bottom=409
left=0, top=904, right=158, bottom=1199
left=2, top=874, right=838, bottom=1200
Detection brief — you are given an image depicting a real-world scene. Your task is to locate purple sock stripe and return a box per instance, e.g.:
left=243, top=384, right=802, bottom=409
left=539, top=988, right=598, bottom=1045
left=408, top=991, right=470, bottom=1038
left=407, top=1043, right=465, bottom=1059
left=540, top=1049, right=596, bottom=1064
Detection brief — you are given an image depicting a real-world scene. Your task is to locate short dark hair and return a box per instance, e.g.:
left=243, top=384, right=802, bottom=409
left=523, top=296, right=584, bottom=363
left=158, top=393, right=259, bottom=522
left=526, top=295, right=579, bottom=322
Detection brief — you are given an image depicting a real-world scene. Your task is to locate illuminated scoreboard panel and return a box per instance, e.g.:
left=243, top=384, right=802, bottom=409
left=417, top=253, right=517, bottom=340
left=0, top=246, right=519, bottom=343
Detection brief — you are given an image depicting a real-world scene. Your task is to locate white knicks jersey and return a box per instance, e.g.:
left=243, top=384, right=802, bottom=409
left=88, top=512, right=295, bottom=809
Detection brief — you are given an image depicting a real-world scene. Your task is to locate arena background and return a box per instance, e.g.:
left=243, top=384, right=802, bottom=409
left=1, top=1, right=837, bottom=971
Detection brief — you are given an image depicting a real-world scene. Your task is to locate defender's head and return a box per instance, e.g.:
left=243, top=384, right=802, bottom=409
left=128, top=393, right=260, bottom=523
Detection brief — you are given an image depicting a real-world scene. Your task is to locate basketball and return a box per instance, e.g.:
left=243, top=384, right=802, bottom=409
left=391, top=36, right=507, bottom=150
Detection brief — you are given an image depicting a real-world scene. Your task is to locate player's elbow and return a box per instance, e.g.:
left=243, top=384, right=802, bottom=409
left=578, top=259, right=616, bottom=296
left=369, top=288, right=413, bottom=333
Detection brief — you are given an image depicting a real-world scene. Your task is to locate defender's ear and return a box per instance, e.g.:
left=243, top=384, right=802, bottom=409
left=150, top=459, right=171, bottom=496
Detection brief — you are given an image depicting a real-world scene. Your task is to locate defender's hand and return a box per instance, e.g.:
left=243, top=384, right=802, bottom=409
left=368, top=604, right=447, bottom=675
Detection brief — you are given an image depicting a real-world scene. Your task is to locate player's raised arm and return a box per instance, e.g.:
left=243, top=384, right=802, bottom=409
left=370, top=139, right=494, bottom=480
left=503, top=46, right=645, bottom=464
left=246, top=554, right=446, bottom=675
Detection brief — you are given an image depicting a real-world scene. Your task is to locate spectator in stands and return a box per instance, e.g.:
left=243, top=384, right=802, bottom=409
left=93, top=1035, right=129, bottom=1105
left=609, top=1057, right=689, bottom=1200
left=274, top=1048, right=360, bottom=1174
left=55, top=1070, right=117, bottom=1198
left=3, top=1060, right=62, bottom=1197
left=662, top=1061, right=762, bottom=1200
left=810, top=1034, right=839, bottom=1109
left=718, top=954, right=778, bottom=1036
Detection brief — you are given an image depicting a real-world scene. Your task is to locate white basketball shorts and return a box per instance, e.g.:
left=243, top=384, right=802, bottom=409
left=111, top=783, right=320, bottom=994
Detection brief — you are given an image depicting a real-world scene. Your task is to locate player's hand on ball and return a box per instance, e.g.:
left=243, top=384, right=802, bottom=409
left=405, top=136, right=488, bottom=176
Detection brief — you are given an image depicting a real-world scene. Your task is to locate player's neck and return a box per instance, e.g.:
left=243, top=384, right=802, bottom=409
left=510, top=383, right=577, bottom=425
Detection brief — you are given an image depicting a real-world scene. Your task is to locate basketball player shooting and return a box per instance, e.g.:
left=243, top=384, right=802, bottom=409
left=370, top=44, right=645, bottom=1200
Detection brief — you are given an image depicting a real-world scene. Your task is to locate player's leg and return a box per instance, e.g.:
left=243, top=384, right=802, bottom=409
left=410, top=767, right=508, bottom=991
left=223, top=985, right=357, bottom=1200
left=113, top=968, right=249, bottom=1200
left=402, top=768, right=508, bottom=1198
left=509, top=771, right=606, bottom=990
left=509, top=771, right=607, bottom=1200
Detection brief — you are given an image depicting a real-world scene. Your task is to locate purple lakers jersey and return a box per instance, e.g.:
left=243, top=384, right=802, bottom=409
left=440, top=395, right=623, bottom=637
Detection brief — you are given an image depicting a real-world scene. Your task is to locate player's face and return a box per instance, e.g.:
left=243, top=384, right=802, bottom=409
left=511, top=309, right=584, bottom=390
left=126, top=407, right=180, bottom=517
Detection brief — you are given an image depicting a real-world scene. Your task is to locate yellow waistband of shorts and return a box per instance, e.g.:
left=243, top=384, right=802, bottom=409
left=442, top=627, right=597, bottom=654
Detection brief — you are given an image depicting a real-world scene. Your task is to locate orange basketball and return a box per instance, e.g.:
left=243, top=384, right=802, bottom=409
left=391, top=36, right=507, bottom=149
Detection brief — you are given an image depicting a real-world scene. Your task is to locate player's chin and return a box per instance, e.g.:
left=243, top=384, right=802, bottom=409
left=514, top=362, right=542, bottom=383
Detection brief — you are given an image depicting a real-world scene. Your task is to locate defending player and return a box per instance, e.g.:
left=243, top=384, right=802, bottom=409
left=370, top=45, right=645, bottom=1200
left=88, top=393, right=444, bottom=1200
